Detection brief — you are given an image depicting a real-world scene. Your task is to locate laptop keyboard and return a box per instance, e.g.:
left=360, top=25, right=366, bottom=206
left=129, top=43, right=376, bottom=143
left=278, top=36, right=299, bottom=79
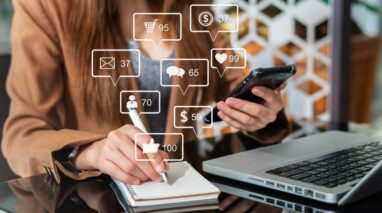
left=266, top=141, right=382, bottom=188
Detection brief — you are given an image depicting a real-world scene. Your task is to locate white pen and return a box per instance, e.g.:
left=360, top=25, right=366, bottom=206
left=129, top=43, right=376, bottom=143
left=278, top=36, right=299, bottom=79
left=127, top=106, right=168, bottom=183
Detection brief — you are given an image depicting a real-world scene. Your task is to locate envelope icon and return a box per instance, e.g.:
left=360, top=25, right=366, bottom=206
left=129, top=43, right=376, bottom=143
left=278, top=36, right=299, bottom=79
left=99, top=57, right=115, bottom=70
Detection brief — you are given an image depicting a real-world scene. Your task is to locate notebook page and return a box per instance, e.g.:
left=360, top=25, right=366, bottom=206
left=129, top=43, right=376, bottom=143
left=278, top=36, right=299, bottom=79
left=128, top=161, right=220, bottom=200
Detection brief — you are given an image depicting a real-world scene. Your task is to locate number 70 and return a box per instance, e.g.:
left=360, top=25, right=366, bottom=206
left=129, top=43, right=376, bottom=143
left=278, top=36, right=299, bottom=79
left=142, top=99, right=152, bottom=107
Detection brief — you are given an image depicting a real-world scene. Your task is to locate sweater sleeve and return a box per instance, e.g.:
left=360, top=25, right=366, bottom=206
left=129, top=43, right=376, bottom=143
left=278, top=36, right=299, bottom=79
left=1, top=0, right=104, bottom=183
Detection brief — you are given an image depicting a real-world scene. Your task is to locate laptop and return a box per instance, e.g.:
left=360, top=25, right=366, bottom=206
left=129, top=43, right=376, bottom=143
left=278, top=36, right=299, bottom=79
left=203, top=131, right=382, bottom=206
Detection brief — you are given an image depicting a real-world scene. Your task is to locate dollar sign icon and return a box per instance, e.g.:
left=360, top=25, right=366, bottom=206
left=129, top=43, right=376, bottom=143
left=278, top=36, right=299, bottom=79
left=180, top=110, right=188, bottom=123
left=198, top=11, right=213, bottom=27
left=203, top=14, right=209, bottom=23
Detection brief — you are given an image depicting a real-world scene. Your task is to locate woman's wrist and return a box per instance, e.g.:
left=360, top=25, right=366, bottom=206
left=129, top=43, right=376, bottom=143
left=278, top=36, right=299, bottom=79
left=73, top=140, right=100, bottom=171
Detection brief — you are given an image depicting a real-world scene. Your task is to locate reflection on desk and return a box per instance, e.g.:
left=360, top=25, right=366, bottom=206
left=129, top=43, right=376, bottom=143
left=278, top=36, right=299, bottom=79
left=2, top=170, right=382, bottom=212
left=209, top=174, right=382, bottom=213
left=0, top=174, right=265, bottom=213
left=0, top=133, right=382, bottom=212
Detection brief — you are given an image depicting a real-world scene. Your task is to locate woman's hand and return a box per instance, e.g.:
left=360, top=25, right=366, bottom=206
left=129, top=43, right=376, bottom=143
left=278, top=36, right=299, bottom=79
left=217, top=83, right=286, bottom=132
left=74, top=124, right=169, bottom=185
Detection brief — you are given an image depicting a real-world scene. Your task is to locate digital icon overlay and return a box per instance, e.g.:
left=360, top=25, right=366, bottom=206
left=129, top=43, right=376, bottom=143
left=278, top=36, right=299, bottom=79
left=142, top=138, right=160, bottom=154
left=174, top=106, right=213, bottom=136
left=160, top=58, right=209, bottom=95
left=144, top=19, right=159, bottom=33
left=135, top=133, right=184, bottom=162
left=198, top=11, right=214, bottom=27
left=120, top=90, right=160, bottom=116
left=133, top=13, right=182, bottom=48
left=91, top=49, right=140, bottom=86
left=166, top=66, right=185, bottom=78
left=99, top=57, right=116, bottom=70
left=190, top=4, right=239, bottom=41
left=211, top=48, right=247, bottom=77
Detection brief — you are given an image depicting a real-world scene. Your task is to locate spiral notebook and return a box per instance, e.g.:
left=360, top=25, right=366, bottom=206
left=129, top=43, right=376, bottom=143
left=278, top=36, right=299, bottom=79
left=111, top=161, right=220, bottom=210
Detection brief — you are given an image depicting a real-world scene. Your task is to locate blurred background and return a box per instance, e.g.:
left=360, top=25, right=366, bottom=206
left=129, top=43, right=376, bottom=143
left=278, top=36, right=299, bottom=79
left=0, top=0, right=381, bottom=182
left=0, top=0, right=13, bottom=181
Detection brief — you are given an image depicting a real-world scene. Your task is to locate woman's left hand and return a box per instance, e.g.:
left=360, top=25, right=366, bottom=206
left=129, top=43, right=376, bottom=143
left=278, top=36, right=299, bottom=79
left=217, top=83, right=286, bottom=132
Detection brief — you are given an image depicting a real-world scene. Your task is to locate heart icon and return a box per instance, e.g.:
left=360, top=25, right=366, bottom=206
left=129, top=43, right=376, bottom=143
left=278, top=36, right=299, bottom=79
left=215, top=53, right=228, bottom=64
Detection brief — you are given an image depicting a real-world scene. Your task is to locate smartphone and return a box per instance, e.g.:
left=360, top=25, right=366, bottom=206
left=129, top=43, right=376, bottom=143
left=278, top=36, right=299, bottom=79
left=204, top=64, right=296, bottom=124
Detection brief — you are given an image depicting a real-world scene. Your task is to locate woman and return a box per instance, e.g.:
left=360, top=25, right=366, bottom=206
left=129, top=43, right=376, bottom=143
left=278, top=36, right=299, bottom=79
left=2, top=0, right=290, bottom=184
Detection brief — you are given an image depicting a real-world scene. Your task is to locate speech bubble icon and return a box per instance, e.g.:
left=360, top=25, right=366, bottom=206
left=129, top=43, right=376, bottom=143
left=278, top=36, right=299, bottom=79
left=160, top=58, right=209, bottom=95
left=91, top=49, right=140, bottom=86
left=134, top=133, right=184, bottom=162
left=133, top=13, right=182, bottom=49
left=166, top=66, right=186, bottom=78
left=190, top=4, right=239, bottom=41
left=120, top=90, right=161, bottom=116
left=211, top=48, right=247, bottom=77
left=174, top=106, right=213, bottom=136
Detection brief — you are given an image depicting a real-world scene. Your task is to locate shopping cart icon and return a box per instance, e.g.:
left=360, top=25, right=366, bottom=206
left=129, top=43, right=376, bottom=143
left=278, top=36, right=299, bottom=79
left=144, top=19, right=158, bottom=33
left=142, top=138, right=160, bottom=154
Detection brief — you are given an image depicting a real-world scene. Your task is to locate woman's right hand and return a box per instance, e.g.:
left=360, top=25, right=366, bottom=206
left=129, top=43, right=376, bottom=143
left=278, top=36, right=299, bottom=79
left=73, top=124, right=169, bottom=185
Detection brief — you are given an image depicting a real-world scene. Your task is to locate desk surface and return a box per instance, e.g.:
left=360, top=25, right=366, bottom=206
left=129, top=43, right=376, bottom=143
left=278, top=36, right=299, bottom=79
left=1, top=133, right=382, bottom=213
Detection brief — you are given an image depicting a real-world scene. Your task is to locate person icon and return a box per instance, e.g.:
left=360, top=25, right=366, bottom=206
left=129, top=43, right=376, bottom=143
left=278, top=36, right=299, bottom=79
left=126, top=95, right=138, bottom=111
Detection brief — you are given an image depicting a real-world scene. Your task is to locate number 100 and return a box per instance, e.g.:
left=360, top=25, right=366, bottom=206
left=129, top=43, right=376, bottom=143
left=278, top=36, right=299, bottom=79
left=162, top=144, right=177, bottom=152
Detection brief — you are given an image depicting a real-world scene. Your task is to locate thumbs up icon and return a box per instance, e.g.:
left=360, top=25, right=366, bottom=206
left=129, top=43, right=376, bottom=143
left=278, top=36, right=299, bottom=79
left=142, top=138, right=160, bottom=154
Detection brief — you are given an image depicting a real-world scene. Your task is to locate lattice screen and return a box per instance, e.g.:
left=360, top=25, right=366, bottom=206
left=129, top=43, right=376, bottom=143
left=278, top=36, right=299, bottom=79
left=206, top=0, right=332, bottom=139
